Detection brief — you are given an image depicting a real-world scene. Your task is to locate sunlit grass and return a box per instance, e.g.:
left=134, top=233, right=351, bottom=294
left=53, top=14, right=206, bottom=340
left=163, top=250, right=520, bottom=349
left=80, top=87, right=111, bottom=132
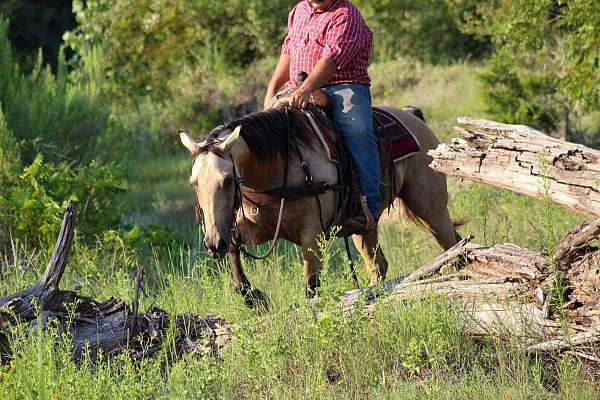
left=1, top=237, right=597, bottom=399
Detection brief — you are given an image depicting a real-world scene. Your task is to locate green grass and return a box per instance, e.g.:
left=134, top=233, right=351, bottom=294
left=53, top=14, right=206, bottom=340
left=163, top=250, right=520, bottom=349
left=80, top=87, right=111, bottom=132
left=1, top=241, right=597, bottom=399
left=0, top=60, right=597, bottom=399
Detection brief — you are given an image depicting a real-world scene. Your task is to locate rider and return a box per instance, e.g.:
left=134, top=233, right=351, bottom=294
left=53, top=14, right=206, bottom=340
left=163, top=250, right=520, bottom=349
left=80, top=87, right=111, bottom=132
left=264, top=0, right=380, bottom=231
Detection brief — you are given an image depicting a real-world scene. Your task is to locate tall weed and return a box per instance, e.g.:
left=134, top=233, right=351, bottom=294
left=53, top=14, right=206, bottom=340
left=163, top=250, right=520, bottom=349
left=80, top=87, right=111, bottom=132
left=0, top=17, right=110, bottom=164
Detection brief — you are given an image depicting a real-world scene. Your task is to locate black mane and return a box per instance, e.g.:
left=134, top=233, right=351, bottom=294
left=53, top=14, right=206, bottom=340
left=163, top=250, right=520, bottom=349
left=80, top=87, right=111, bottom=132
left=201, top=108, right=310, bottom=162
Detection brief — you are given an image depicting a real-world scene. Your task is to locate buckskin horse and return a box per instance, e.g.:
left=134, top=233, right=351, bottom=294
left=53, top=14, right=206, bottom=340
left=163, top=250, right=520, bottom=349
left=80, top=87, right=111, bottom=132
left=180, top=104, right=460, bottom=308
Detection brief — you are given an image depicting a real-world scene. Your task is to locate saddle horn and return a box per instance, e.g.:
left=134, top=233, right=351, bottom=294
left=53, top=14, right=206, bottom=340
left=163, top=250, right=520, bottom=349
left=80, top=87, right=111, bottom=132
left=297, top=71, right=308, bottom=85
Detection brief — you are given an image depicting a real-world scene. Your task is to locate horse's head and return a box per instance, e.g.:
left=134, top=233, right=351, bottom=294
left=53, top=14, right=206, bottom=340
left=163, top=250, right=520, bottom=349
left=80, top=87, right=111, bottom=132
left=180, top=126, right=245, bottom=260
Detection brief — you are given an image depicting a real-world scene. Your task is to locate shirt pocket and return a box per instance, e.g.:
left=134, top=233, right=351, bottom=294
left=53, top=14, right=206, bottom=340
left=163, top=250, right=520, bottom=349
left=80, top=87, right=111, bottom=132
left=308, top=27, right=326, bottom=48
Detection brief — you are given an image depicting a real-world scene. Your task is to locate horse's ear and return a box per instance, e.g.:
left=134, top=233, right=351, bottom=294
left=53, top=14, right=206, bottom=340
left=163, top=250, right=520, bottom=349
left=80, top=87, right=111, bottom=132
left=218, top=125, right=242, bottom=154
left=179, top=131, right=199, bottom=154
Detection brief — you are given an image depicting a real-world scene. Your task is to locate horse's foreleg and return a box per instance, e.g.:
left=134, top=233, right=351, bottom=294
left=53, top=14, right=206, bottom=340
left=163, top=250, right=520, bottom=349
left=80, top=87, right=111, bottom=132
left=352, top=227, right=388, bottom=285
left=228, top=233, right=268, bottom=309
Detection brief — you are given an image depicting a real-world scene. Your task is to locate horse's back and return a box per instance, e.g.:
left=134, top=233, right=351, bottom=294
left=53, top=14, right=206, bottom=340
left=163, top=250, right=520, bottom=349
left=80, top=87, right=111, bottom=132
left=376, top=106, right=441, bottom=152
left=377, top=105, right=448, bottom=208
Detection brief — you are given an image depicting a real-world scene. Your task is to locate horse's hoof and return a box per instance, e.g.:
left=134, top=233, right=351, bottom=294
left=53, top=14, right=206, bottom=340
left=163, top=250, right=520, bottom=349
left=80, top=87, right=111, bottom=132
left=243, top=288, right=269, bottom=311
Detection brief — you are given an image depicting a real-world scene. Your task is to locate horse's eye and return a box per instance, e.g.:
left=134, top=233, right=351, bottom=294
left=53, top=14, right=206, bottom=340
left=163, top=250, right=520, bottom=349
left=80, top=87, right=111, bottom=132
left=223, top=177, right=233, bottom=188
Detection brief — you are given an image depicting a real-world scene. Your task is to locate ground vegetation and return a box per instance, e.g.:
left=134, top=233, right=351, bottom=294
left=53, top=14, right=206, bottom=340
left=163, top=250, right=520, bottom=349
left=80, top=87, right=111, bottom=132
left=0, top=1, right=599, bottom=398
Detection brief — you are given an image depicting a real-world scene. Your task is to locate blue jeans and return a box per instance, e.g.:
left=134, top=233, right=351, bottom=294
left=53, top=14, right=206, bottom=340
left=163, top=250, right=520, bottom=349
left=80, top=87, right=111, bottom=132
left=322, top=84, right=381, bottom=216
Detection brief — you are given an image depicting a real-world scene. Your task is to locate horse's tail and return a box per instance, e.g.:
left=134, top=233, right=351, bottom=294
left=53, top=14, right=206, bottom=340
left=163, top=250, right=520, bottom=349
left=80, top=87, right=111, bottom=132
left=401, top=106, right=425, bottom=123
left=391, top=198, right=424, bottom=227
left=391, top=199, right=468, bottom=240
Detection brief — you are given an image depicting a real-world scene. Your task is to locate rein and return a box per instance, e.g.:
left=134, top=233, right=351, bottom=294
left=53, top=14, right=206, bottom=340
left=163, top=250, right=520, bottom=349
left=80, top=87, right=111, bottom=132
left=194, top=107, right=294, bottom=260
left=234, top=106, right=291, bottom=260
left=193, top=106, right=359, bottom=287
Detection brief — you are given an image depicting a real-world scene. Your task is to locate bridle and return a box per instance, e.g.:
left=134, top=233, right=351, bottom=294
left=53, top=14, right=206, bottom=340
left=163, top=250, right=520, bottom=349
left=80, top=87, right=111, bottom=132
left=193, top=107, right=295, bottom=260
left=191, top=106, right=359, bottom=286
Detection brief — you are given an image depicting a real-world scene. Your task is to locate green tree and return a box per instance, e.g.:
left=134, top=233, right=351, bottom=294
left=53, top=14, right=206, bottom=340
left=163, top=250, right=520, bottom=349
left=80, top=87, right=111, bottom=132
left=66, top=0, right=489, bottom=106
left=463, top=0, right=600, bottom=139
left=65, top=0, right=294, bottom=102
left=354, top=0, right=489, bottom=63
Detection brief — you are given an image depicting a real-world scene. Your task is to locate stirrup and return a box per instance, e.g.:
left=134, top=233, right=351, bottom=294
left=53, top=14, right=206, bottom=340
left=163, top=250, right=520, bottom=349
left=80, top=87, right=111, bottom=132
left=360, top=195, right=376, bottom=230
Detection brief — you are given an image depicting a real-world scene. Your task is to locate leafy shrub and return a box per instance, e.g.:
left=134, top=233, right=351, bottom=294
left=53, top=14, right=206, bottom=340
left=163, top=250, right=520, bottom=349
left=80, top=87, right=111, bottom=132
left=0, top=154, right=125, bottom=247
left=479, top=53, right=564, bottom=134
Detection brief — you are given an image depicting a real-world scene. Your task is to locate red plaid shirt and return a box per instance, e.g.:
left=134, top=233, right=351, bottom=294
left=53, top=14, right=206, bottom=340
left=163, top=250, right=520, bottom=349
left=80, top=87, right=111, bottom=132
left=281, top=0, right=372, bottom=86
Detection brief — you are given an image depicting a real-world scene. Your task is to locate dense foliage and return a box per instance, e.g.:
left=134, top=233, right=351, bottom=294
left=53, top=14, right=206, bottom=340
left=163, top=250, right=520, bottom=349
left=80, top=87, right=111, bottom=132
left=0, top=17, right=124, bottom=248
left=4, top=155, right=124, bottom=245
left=65, top=0, right=486, bottom=99
left=354, top=0, right=488, bottom=62
left=463, top=0, right=600, bottom=137
left=60, top=0, right=488, bottom=134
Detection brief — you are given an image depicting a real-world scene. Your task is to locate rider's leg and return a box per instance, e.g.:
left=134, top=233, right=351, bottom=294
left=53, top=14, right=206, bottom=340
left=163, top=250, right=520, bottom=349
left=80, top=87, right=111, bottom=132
left=322, top=83, right=381, bottom=218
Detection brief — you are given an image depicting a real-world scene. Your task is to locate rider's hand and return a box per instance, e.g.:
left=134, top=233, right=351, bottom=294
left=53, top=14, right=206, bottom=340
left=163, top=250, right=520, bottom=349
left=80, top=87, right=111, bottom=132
left=263, top=91, right=276, bottom=110
left=263, top=97, right=271, bottom=110
left=290, top=86, right=313, bottom=110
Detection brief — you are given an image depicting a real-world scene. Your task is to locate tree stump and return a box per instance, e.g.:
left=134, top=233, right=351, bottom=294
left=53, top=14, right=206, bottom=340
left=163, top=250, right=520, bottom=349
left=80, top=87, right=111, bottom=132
left=0, top=203, right=231, bottom=362
left=343, top=220, right=600, bottom=356
left=343, top=117, right=600, bottom=361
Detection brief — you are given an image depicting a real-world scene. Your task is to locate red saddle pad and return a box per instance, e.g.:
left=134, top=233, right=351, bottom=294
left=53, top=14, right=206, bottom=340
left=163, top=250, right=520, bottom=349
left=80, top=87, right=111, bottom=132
left=302, top=107, right=421, bottom=163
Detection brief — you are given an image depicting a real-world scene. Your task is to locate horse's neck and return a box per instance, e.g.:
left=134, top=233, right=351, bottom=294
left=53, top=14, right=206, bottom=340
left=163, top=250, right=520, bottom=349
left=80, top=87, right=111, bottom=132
left=237, top=155, right=287, bottom=191
left=234, top=125, right=331, bottom=191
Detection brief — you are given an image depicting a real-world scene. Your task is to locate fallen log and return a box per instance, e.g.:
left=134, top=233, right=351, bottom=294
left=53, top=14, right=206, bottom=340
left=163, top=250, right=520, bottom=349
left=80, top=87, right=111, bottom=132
left=428, top=118, right=600, bottom=218
left=343, top=218, right=600, bottom=359
left=0, top=203, right=231, bottom=362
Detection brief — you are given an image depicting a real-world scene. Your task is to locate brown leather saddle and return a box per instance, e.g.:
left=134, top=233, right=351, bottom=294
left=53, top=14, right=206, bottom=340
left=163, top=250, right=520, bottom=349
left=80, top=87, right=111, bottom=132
left=266, top=72, right=422, bottom=227
left=294, top=105, right=421, bottom=219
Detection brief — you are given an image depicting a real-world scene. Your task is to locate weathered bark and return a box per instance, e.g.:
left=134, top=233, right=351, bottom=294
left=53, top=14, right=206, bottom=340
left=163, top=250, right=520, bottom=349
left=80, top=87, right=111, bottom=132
left=428, top=118, right=600, bottom=218
left=0, top=203, right=231, bottom=362
left=342, top=218, right=600, bottom=360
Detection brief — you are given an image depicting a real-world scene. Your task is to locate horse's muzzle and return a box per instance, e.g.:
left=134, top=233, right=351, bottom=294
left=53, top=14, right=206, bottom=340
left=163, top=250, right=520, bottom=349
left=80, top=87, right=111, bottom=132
left=204, top=238, right=228, bottom=260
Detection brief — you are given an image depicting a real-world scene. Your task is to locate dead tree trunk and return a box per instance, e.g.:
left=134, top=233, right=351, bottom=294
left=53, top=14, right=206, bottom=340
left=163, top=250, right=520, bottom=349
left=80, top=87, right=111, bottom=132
left=343, top=220, right=600, bottom=355
left=0, top=203, right=231, bottom=362
left=342, top=118, right=600, bottom=360
left=428, top=118, right=600, bottom=218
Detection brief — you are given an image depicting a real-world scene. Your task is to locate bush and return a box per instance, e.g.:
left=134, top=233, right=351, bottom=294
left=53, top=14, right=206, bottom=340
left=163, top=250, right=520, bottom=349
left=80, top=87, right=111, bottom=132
left=479, top=53, right=564, bottom=134
left=0, top=154, right=125, bottom=247
left=0, top=16, right=110, bottom=165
